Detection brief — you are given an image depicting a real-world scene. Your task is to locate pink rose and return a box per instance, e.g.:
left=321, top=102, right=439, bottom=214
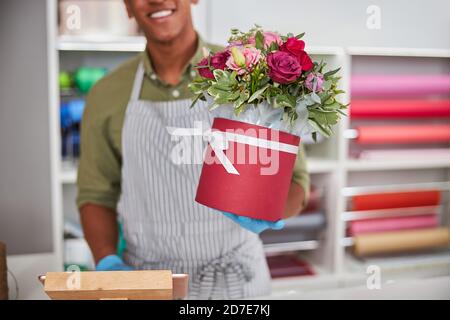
left=267, top=51, right=302, bottom=84
left=262, top=31, right=283, bottom=47
left=226, top=46, right=262, bottom=75
left=248, top=31, right=283, bottom=48
left=196, top=50, right=230, bottom=79
left=305, top=72, right=324, bottom=92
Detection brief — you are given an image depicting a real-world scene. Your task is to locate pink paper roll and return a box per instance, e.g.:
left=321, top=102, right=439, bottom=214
left=351, top=99, right=450, bottom=119
left=352, top=75, right=450, bottom=97
left=355, top=124, right=450, bottom=144
left=348, top=214, right=439, bottom=236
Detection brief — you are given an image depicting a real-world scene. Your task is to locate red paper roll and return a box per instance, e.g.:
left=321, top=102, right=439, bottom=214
left=348, top=214, right=439, bottom=236
left=352, top=190, right=441, bottom=211
left=355, top=124, right=450, bottom=144
left=351, top=99, right=450, bottom=119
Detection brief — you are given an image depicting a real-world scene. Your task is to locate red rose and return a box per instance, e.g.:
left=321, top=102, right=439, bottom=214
left=297, top=50, right=313, bottom=71
left=197, top=57, right=214, bottom=79
left=280, top=37, right=305, bottom=56
left=280, top=37, right=313, bottom=72
left=196, top=50, right=230, bottom=79
left=267, top=51, right=302, bottom=84
left=210, top=50, right=230, bottom=70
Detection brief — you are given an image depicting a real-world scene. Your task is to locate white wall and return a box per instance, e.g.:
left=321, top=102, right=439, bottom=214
left=204, top=0, right=450, bottom=49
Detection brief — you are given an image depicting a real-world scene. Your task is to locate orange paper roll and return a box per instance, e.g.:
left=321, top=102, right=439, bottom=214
left=355, top=124, right=450, bottom=144
left=353, top=227, right=450, bottom=257
left=352, top=190, right=440, bottom=211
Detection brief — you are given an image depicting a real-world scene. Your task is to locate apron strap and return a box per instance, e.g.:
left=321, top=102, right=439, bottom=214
left=130, top=61, right=145, bottom=101
left=191, top=251, right=254, bottom=299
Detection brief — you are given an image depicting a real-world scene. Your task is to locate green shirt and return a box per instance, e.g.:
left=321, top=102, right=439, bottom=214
left=76, top=37, right=310, bottom=211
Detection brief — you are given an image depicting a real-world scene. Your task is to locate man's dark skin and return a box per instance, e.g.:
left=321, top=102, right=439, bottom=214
left=80, top=0, right=306, bottom=264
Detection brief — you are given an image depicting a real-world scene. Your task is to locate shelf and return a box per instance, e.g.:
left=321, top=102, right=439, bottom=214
left=57, top=35, right=344, bottom=55
left=347, top=46, right=450, bottom=58
left=344, top=250, right=450, bottom=276
left=57, top=35, right=146, bottom=52
left=308, top=46, right=344, bottom=56
left=263, top=240, right=320, bottom=254
left=60, top=162, right=77, bottom=184
left=342, top=181, right=450, bottom=197
left=307, top=158, right=338, bottom=173
left=345, top=158, right=450, bottom=171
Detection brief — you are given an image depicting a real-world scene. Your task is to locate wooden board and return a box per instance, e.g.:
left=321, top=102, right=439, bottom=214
left=44, top=270, right=173, bottom=300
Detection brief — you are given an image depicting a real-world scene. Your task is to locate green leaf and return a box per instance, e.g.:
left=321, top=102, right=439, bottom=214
left=295, top=32, right=305, bottom=39
left=268, top=42, right=279, bottom=52
left=309, top=108, right=339, bottom=128
left=189, top=93, right=203, bottom=109
left=207, top=85, right=229, bottom=98
left=248, top=84, right=270, bottom=103
left=255, top=30, right=264, bottom=50
left=308, top=119, right=332, bottom=137
left=234, top=91, right=250, bottom=110
left=275, top=94, right=296, bottom=108
left=324, top=67, right=341, bottom=78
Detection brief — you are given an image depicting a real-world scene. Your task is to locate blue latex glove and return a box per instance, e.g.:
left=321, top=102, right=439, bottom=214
left=96, top=254, right=134, bottom=271
left=221, top=211, right=285, bottom=234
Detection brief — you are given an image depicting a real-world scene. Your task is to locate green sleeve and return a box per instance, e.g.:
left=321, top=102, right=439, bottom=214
left=291, top=143, right=310, bottom=208
left=76, top=86, right=123, bottom=211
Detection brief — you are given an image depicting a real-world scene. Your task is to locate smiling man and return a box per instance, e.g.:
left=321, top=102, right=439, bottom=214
left=77, top=0, right=310, bottom=299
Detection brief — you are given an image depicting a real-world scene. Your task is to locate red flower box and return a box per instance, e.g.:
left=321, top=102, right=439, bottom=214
left=195, top=118, right=300, bottom=222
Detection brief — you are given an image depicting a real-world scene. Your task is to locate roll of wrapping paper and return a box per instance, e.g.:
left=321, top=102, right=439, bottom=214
left=351, top=99, right=450, bottom=119
left=355, top=124, right=450, bottom=144
left=0, top=242, right=7, bottom=300
left=348, top=214, right=439, bottom=236
left=358, top=148, right=450, bottom=160
left=352, top=190, right=440, bottom=211
left=351, top=75, right=450, bottom=97
left=266, top=255, right=315, bottom=278
left=353, top=227, right=450, bottom=257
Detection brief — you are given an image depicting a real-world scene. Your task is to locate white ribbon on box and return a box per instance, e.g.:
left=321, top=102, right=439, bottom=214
left=204, top=129, right=299, bottom=175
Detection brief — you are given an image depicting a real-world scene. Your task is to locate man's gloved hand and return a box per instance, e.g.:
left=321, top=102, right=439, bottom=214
left=95, top=254, right=134, bottom=271
left=221, top=211, right=285, bottom=234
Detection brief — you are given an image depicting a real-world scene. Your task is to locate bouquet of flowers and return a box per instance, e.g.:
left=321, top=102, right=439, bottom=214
left=189, top=25, right=347, bottom=141
left=190, top=26, right=347, bottom=222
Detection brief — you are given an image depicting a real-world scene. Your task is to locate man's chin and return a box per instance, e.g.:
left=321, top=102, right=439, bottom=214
left=145, top=30, right=182, bottom=45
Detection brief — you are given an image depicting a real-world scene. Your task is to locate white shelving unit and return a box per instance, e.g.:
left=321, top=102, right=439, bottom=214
left=50, top=1, right=450, bottom=290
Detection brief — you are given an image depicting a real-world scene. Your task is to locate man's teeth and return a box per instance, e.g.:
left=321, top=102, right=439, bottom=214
left=150, top=10, right=173, bottom=19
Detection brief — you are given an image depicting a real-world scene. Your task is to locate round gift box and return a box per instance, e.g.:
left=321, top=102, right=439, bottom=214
left=195, top=117, right=301, bottom=222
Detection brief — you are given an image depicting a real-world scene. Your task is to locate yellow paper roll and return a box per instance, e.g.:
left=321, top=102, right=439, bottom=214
left=353, top=227, right=450, bottom=257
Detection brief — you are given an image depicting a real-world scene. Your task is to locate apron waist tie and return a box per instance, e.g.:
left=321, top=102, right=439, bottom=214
left=191, top=251, right=254, bottom=299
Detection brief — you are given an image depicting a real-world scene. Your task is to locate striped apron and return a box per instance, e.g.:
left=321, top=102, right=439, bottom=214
left=118, top=62, right=271, bottom=299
